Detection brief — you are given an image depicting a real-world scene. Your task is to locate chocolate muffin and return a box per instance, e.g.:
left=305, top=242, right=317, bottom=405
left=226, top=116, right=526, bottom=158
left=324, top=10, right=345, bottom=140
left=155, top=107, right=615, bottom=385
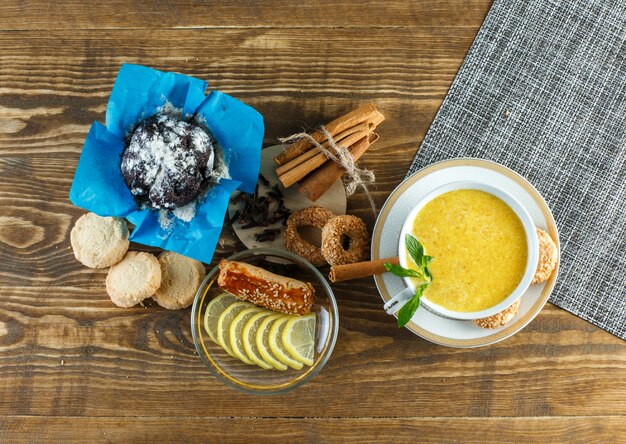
left=121, top=113, right=218, bottom=210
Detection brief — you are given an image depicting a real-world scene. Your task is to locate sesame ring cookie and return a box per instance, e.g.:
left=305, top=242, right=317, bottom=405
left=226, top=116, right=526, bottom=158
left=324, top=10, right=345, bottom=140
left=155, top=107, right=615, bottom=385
left=153, top=251, right=206, bottom=310
left=532, top=228, right=558, bottom=284
left=474, top=299, right=521, bottom=329
left=285, top=206, right=336, bottom=267
left=321, top=215, right=369, bottom=266
left=70, top=212, right=129, bottom=268
left=106, top=252, right=161, bottom=308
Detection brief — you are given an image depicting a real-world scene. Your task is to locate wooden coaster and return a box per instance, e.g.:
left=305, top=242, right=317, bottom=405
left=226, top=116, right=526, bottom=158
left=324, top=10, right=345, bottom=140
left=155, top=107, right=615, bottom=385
left=228, top=145, right=347, bottom=253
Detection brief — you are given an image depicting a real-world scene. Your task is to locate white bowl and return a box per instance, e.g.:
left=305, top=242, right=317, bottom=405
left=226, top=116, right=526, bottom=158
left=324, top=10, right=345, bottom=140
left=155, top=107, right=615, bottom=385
left=398, top=180, right=539, bottom=320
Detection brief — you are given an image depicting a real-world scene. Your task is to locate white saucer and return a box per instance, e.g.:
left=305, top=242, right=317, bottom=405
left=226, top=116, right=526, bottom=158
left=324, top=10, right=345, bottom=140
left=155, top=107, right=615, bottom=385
left=228, top=145, right=346, bottom=251
left=371, top=158, right=560, bottom=348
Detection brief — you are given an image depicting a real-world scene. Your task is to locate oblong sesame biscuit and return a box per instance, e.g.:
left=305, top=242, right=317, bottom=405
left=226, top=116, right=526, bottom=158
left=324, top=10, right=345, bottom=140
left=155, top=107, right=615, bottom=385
left=473, top=299, right=521, bottom=329
left=217, top=260, right=314, bottom=315
left=532, top=228, right=558, bottom=284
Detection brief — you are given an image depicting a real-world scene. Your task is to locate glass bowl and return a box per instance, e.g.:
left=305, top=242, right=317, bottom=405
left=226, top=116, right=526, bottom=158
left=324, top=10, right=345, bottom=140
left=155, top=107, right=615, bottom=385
left=191, top=248, right=339, bottom=394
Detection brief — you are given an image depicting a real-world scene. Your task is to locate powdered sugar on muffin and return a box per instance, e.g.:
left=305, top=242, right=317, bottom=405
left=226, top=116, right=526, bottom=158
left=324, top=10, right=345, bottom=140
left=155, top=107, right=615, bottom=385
left=121, top=113, right=217, bottom=210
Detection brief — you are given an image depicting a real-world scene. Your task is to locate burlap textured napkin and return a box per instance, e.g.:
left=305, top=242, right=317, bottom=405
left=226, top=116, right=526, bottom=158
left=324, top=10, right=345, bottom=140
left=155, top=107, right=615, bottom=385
left=408, top=0, right=625, bottom=339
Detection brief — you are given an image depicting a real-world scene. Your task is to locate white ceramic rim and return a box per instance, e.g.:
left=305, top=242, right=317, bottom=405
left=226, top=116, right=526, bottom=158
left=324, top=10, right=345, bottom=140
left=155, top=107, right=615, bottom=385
left=371, top=157, right=560, bottom=348
left=397, top=180, right=539, bottom=320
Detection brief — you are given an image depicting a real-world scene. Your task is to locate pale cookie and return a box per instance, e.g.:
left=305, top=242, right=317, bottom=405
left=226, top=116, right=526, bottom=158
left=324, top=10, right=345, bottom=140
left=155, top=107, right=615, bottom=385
left=70, top=212, right=129, bottom=268
left=106, top=252, right=161, bottom=308
left=532, top=228, right=558, bottom=284
left=153, top=251, right=206, bottom=310
left=474, top=299, right=520, bottom=329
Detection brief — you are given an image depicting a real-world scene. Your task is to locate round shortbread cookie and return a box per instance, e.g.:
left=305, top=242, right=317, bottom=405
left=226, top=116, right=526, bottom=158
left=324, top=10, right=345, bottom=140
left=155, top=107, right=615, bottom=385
left=153, top=251, right=206, bottom=310
left=106, top=252, right=161, bottom=308
left=70, top=212, right=130, bottom=268
left=532, top=228, right=558, bottom=284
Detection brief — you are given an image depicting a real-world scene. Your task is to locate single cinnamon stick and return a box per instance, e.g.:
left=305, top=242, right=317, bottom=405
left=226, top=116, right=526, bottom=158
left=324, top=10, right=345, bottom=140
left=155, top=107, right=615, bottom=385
left=277, top=129, right=372, bottom=188
left=274, top=103, right=381, bottom=166
left=370, top=110, right=385, bottom=127
left=329, top=257, right=400, bottom=283
left=275, top=121, right=374, bottom=177
left=298, top=132, right=379, bottom=202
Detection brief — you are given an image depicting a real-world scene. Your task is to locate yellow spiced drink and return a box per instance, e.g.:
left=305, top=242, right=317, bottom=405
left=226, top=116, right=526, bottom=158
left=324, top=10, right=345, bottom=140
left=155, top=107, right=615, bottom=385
left=408, top=189, right=527, bottom=312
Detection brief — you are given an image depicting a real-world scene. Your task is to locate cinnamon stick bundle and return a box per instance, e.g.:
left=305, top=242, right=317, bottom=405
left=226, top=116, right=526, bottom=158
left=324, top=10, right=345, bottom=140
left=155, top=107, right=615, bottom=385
left=274, top=103, right=383, bottom=166
left=275, top=103, right=384, bottom=200
left=275, top=121, right=374, bottom=177
left=299, top=133, right=379, bottom=202
left=277, top=129, right=372, bottom=189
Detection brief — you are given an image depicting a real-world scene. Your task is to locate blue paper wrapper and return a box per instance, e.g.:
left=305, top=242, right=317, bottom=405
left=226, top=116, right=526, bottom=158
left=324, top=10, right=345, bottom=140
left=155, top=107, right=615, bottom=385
left=69, top=64, right=264, bottom=263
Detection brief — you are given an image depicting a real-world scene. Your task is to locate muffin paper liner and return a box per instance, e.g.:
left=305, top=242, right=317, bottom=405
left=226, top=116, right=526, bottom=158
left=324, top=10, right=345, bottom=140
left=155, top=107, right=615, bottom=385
left=69, top=64, right=264, bottom=263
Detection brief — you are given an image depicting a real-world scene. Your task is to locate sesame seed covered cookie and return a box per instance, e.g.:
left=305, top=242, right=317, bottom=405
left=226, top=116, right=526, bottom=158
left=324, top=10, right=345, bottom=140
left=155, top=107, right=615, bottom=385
left=70, top=212, right=129, bottom=268
left=474, top=299, right=521, bottom=329
left=284, top=206, right=336, bottom=267
left=106, top=252, right=161, bottom=308
left=321, top=215, right=369, bottom=266
left=532, top=228, right=558, bottom=284
left=153, top=251, right=206, bottom=310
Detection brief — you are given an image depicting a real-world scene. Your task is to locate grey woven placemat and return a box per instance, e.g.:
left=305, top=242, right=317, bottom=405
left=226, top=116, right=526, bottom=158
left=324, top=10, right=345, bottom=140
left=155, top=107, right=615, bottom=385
left=408, top=0, right=625, bottom=339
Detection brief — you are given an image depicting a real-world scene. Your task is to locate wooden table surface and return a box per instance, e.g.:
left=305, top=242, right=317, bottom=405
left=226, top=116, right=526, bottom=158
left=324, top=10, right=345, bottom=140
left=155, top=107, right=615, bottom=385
left=1, top=1, right=624, bottom=442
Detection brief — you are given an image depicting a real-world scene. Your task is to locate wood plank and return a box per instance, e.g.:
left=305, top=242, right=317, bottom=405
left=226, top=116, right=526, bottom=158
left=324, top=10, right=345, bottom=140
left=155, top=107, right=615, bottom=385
left=0, top=24, right=625, bottom=421
left=0, top=273, right=624, bottom=418
left=1, top=2, right=625, bottom=437
left=0, top=28, right=472, bottom=162
left=0, top=416, right=624, bottom=443
left=0, top=0, right=492, bottom=30
left=0, top=26, right=470, bottom=226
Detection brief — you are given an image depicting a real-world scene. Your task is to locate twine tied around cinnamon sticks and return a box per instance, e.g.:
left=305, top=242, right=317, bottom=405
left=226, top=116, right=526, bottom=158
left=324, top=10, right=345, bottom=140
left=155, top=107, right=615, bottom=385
left=274, top=103, right=385, bottom=214
left=279, top=126, right=377, bottom=213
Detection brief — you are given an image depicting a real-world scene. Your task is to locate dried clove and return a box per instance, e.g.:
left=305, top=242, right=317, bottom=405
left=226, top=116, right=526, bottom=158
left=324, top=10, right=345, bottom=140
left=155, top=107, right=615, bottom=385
left=272, top=184, right=283, bottom=198
left=255, top=228, right=281, bottom=242
left=229, top=209, right=240, bottom=224
left=232, top=193, right=244, bottom=204
left=232, top=177, right=291, bottom=231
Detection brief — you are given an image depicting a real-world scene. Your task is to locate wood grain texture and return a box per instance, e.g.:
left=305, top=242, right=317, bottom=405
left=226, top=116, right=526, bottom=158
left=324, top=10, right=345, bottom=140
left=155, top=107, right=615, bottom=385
left=1, top=0, right=624, bottom=442
left=0, top=28, right=468, bottom=154
left=1, top=416, right=625, bottom=443
left=0, top=1, right=491, bottom=30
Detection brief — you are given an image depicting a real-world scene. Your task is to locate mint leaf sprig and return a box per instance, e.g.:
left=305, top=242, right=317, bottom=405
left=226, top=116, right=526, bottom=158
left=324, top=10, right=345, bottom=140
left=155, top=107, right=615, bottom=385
left=384, top=234, right=433, bottom=327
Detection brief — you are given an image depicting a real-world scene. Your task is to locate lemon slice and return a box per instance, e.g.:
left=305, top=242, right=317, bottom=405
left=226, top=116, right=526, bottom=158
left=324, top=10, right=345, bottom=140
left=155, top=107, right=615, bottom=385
left=282, top=313, right=316, bottom=366
left=217, top=301, right=252, bottom=357
left=229, top=307, right=263, bottom=365
left=203, top=292, right=238, bottom=343
left=242, top=312, right=274, bottom=370
left=255, top=315, right=288, bottom=371
left=268, top=316, right=303, bottom=370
